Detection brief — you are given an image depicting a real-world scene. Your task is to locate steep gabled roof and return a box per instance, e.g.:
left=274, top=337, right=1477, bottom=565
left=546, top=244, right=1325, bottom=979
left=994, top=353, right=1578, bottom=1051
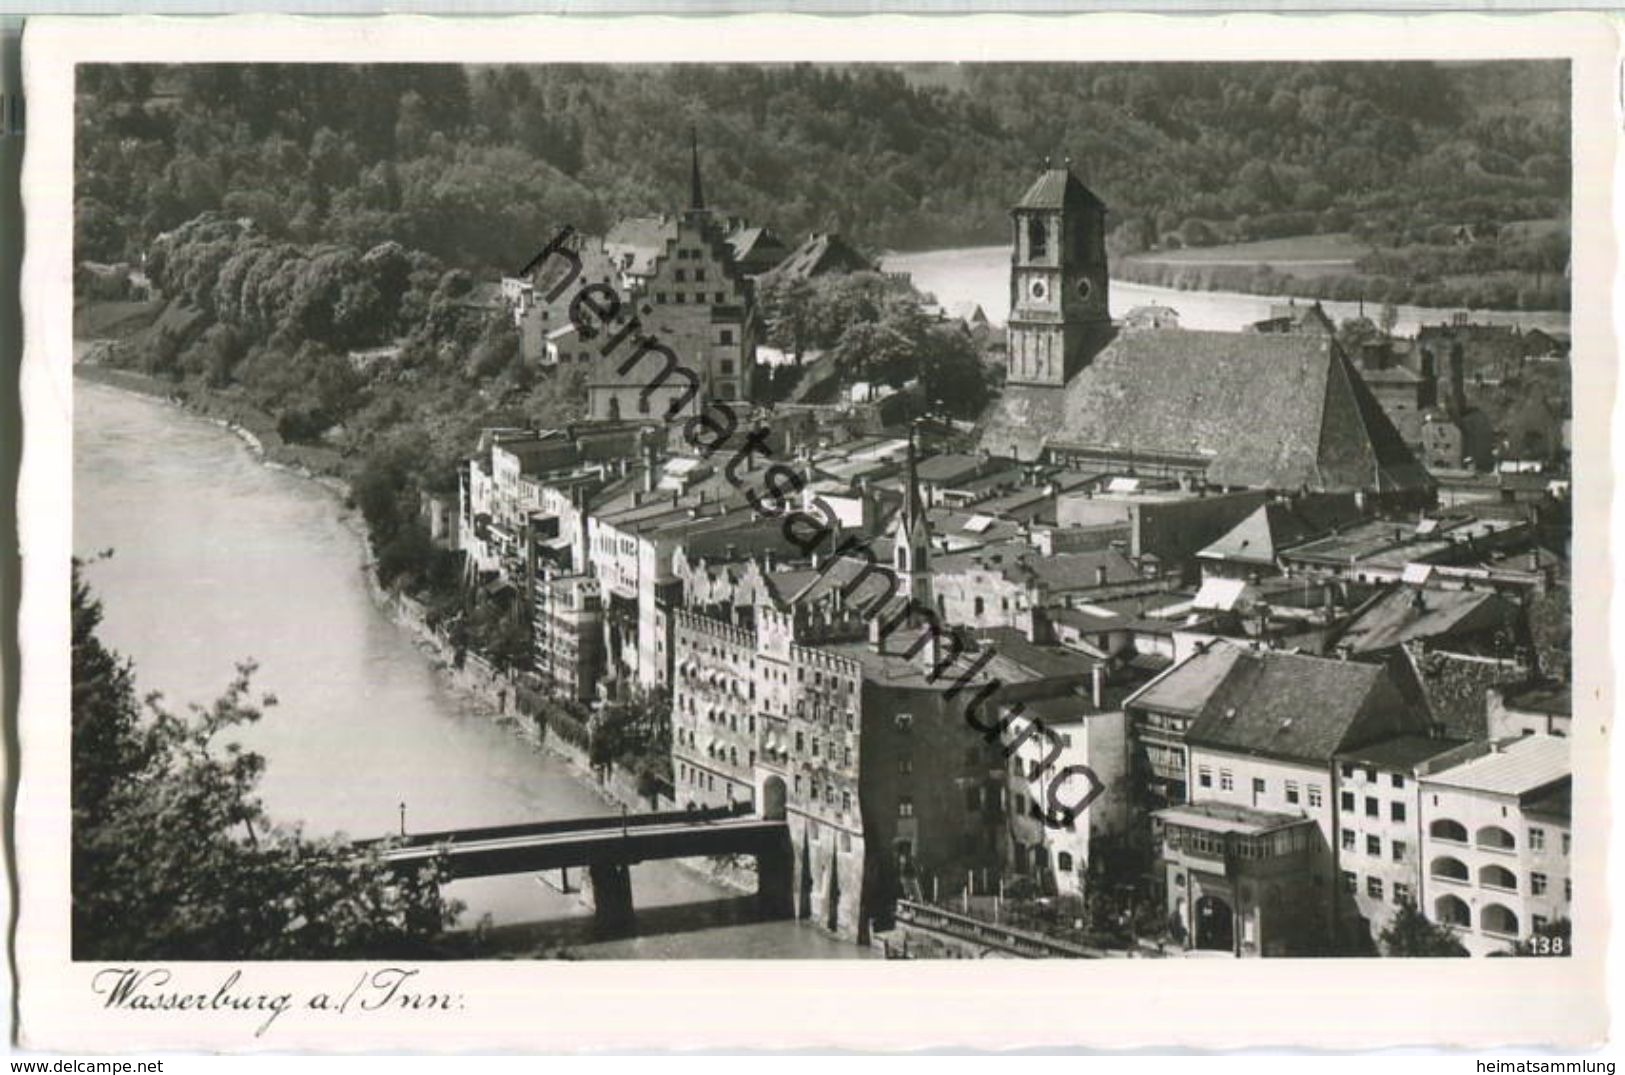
left=1185, top=649, right=1400, bottom=765
left=984, top=329, right=1433, bottom=495
left=763, top=232, right=877, bottom=284
left=1199, top=497, right=1365, bottom=566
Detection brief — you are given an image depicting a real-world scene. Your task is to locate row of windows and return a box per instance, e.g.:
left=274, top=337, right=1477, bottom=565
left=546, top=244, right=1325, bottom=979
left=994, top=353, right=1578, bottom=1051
left=1342, top=872, right=1413, bottom=905
left=653, top=290, right=730, bottom=306
left=677, top=764, right=718, bottom=792
left=1340, top=790, right=1407, bottom=822
left=791, top=730, right=853, bottom=768
left=1342, top=829, right=1409, bottom=861
left=793, top=773, right=852, bottom=812
left=1340, top=762, right=1407, bottom=790
left=1196, top=767, right=1324, bottom=807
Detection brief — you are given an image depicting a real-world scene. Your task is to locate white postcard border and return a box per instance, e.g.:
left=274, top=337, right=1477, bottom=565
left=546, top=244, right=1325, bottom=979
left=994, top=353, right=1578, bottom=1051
left=15, top=12, right=1619, bottom=1051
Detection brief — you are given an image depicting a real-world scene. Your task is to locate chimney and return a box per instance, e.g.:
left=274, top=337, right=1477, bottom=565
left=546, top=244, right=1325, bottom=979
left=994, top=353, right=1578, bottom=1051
left=1095, top=565, right=1108, bottom=587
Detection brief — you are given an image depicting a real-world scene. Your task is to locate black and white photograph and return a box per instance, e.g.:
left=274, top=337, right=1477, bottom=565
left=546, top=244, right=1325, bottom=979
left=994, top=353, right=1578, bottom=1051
left=14, top=12, right=1615, bottom=1052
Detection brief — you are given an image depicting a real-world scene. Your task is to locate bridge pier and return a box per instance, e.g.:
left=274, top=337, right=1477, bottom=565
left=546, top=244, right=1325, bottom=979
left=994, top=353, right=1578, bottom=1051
left=588, top=862, right=636, bottom=937
left=755, top=834, right=795, bottom=920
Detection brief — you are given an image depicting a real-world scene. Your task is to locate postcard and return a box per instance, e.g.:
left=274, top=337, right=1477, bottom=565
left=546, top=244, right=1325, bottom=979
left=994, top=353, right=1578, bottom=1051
left=15, top=12, right=1616, bottom=1051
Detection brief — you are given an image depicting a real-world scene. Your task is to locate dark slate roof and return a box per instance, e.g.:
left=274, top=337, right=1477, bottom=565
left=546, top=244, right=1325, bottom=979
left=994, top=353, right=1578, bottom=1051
left=915, top=452, right=992, bottom=484
left=764, top=233, right=876, bottom=283
left=1504, top=680, right=1571, bottom=716
left=1386, top=643, right=1528, bottom=741
left=1200, top=502, right=1335, bottom=566
left=1184, top=649, right=1398, bottom=764
left=1022, top=548, right=1141, bottom=591
left=1014, top=167, right=1107, bottom=212
left=1338, top=734, right=1468, bottom=771
left=982, top=330, right=1433, bottom=496
left=1334, top=586, right=1520, bottom=655
left=1524, top=781, right=1572, bottom=823
left=976, top=627, right=1100, bottom=681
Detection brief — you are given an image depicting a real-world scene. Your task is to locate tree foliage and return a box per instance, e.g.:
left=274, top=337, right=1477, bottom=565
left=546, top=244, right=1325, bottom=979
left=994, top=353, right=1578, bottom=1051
left=1378, top=899, right=1469, bottom=957
left=77, top=62, right=1569, bottom=269
left=72, top=561, right=462, bottom=959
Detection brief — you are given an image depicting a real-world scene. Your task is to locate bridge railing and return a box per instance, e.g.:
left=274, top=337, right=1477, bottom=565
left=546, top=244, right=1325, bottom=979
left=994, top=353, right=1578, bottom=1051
left=356, top=800, right=751, bottom=851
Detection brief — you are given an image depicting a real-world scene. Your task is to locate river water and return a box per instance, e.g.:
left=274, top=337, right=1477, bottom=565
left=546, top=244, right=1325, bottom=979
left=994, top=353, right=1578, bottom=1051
left=882, top=245, right=1573, bottom=338
left=72, top=379, right=865, bottom=959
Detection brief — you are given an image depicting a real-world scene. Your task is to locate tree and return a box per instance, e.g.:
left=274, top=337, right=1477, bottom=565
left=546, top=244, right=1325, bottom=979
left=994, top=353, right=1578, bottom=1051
left=1336, top=316, right=1383, bottom=356
left=1378, top=899, right=1469, bottom=957
left=71, top=562, right=460, bottom=959
left=916, top=327, right=992, bottom=420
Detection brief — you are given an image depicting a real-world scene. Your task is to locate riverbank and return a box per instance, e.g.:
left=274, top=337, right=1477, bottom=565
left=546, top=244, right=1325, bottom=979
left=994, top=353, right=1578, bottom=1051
left=74, top=360, right=350, bottom=489
left=74, top=358, right=764, bottom=945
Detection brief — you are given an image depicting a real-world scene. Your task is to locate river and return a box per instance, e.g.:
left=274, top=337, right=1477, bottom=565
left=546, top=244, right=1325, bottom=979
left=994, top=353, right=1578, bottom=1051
left=882, top=245, right=1573, bottom=338
left=72, top=379, right=866, bottom=959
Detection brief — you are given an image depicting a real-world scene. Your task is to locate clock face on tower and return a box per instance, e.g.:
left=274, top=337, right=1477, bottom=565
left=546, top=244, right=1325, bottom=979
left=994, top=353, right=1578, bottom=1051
left=1029, top=278, right=1048, bottom=300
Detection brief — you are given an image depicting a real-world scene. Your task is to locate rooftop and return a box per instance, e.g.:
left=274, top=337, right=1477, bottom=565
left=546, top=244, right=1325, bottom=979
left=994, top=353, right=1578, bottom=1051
left=984, top=329, right=1431, bottom=494
left=1198, top=497, right=1364, bottom=566
left=1334, top=585, right=1519, bottom=654
left=1154, top=801, right=1310, bottom=837
left=1424, top=734, right=1570, bottom=798
left=1014, top=166, right=1107, bottom=212
left=1503, top=680, right=1572, bottom=717
left=1183, top=648, right=1406, bottom=764
left=1127, top=640, right=1248, bottom=717
left=1338, top=734, right=1469, bottom=771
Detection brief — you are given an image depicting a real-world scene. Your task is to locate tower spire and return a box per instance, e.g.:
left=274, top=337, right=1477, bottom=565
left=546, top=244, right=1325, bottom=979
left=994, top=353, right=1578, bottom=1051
left=689, top=125, right=705, bottom=212
left=903, top=423, right=926, bottom=539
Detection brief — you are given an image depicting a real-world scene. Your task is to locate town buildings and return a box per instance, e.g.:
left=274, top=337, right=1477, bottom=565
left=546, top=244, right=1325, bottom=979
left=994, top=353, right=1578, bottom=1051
left=1417, top=734, right=1571, bottom=956
left=442, top=158, right=1572, bottom=958
left=1332, top=735, right=1469, bottom=946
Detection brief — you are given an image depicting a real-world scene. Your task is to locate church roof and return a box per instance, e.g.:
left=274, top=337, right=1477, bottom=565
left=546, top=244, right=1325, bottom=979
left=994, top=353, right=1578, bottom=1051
left=1014, top=167, right=1107, bottom=213
left=982, top=329, right=1434, bottom=496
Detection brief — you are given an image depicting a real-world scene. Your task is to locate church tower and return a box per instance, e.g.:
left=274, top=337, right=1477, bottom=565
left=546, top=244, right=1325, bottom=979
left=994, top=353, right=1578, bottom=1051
left=1006, top=159, right=1111, bottom=387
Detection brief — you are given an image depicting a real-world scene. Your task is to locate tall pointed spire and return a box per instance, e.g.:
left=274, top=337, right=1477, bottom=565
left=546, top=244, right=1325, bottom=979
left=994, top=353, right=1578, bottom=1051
left=689, top=125, right=705, bottom=212
left=902, top=424, right=926, bottom=538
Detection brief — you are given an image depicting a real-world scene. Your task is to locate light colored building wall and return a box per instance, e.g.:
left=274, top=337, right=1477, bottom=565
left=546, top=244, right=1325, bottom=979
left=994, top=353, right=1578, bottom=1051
left=1418, top=780, right=1572, bottom=956
left=1334, top=760, right=1424, bottom=942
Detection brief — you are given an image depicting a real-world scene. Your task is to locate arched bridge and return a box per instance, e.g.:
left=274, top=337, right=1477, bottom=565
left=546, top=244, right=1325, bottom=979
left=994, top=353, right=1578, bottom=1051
left=356, top=803, right=793, bottom=934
